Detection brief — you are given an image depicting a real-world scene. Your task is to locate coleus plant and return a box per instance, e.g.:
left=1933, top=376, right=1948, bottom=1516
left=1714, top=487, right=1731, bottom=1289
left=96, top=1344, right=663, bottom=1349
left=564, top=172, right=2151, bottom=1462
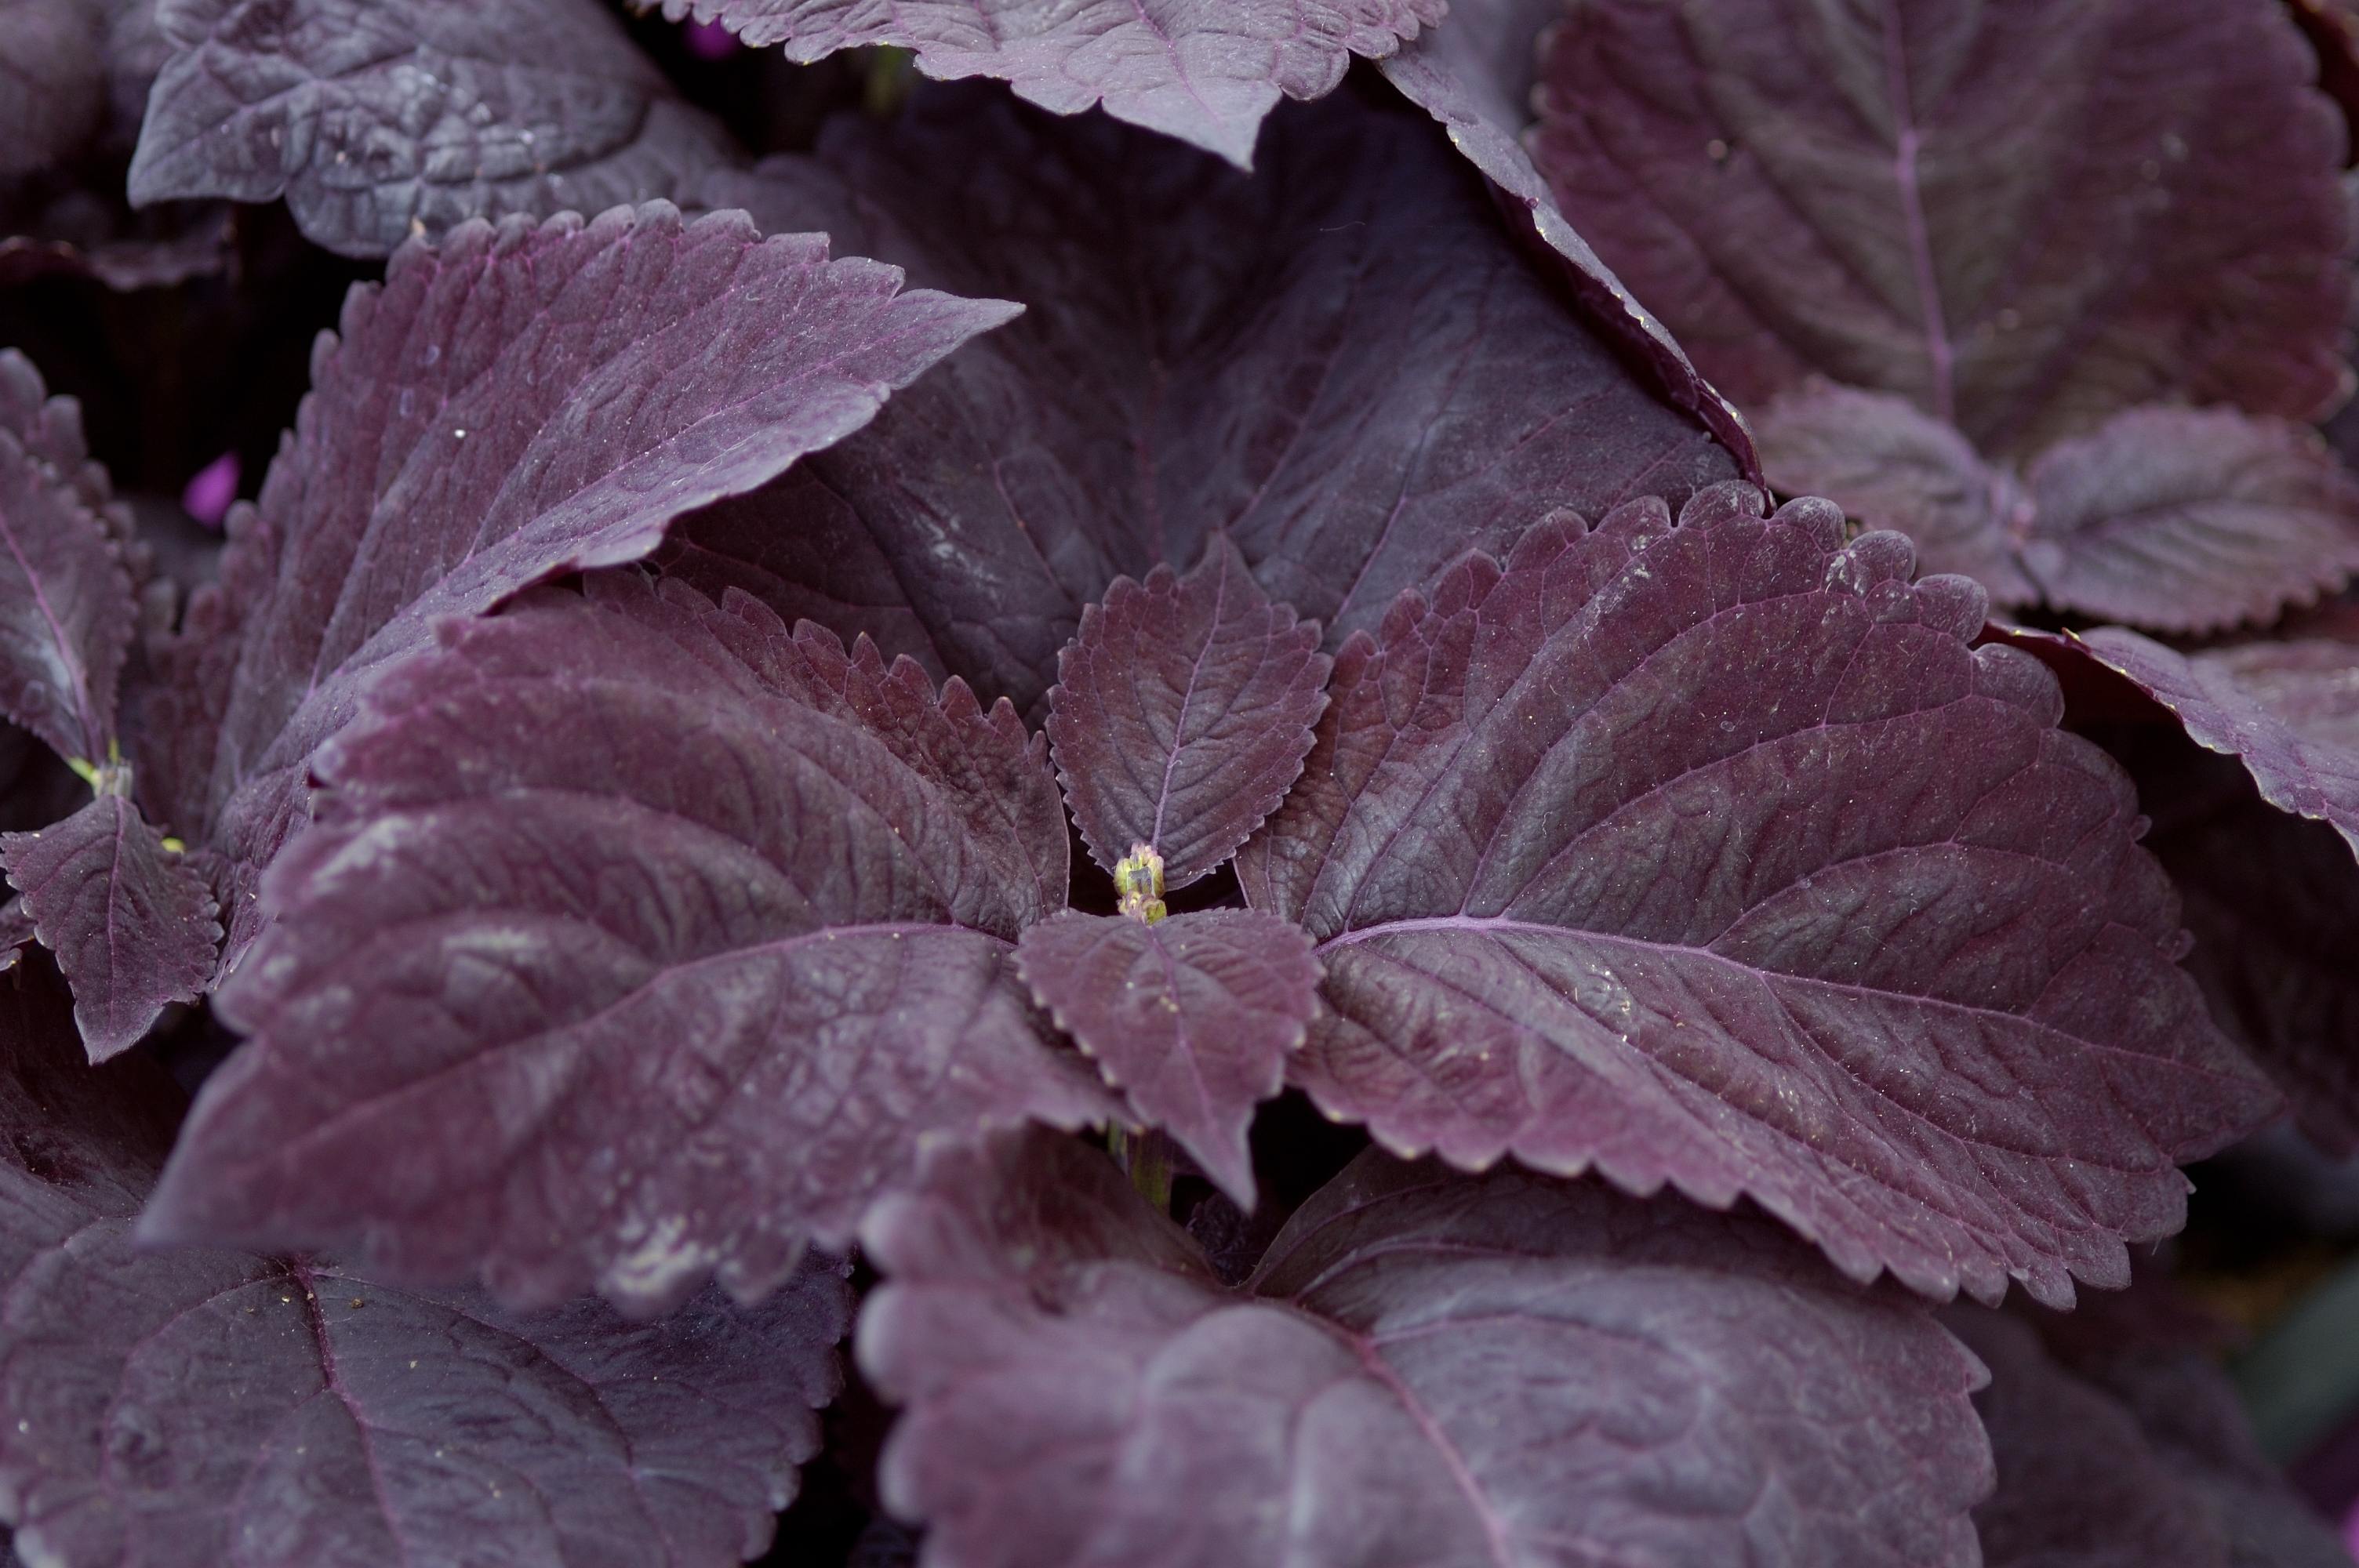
left=0, top=0, right=2353, bottom=1563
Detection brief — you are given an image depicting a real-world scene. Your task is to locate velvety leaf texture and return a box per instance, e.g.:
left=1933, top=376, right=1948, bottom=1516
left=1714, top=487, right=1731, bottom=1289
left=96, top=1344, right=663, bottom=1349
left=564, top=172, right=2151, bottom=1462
left=1, top=793, right=220, bottom=1062
left=1366, top=0, right=1761, bottom=474
left=652, top=0, right=1439, bottom=169
left=1527, top=0, right=2352, bottom=458
left=0, top=350, right=134, bottom=766
left=859, top=1128, right=1993, bottom=1568
left=1015, top=907, right=1321, bottom=1204
left=1048, top=535, right=1330, bottom=886
left=1235, top=483, right=2277, bottom=1308
left=128, top=0, right=747, bottom=257
left=674, top=86, right=1738, bottom=720
left=144, top=575, right=1117, bottom=1314
left=1757, top=382, right=2038, bottom=603
left=2053, top=630, right=2359, bottom=866
left=1946, top=1307, right=2350, bottom=1568
left=2018, top=408, right=2359, bottom=633
left=0, top=965, right=852, bottom=1568
left=143, top=201, right=1018, bottom=971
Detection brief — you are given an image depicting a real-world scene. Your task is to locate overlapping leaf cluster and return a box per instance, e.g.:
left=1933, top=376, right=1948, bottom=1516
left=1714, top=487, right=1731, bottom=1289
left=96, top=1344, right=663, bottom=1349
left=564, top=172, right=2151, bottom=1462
left=0, top=0, right=2350, bottom=1562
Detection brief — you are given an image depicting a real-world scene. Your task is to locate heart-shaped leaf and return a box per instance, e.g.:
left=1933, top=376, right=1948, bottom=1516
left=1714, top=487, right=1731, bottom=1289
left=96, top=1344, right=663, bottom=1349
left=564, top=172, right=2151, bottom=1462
left=1048, top=535, right=1329, bottom=887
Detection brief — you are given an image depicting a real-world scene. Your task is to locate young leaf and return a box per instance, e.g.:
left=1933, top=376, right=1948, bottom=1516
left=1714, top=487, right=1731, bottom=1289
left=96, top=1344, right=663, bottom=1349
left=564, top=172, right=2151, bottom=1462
left=1367, top=0, right=1761, bottom=473
left=1945, top=1307, right=2350, bottom=1568
left=859, top=1127, right=1994, bottom=1568
left=2019, top=408, right=2359, bottom=633
left=1235, top=483, right=2279, bottom=1308
left=144, top=201, right=1020, bottom=971
left=0, top=961, right=852, bottom=1568
left=0, top=354, right=133, bottom=766
left=1014, top=907, right=1321, bottom=1205
left=1757, top=381, right=2037, bottom=604
left=1, top=793, right=220, bottom=1061
left=128, top=0, right=747, bottom=257
left=2041, top=630, right=2359, bottom=864
left=1527, top=0, right=2350, bottom=458
left=1048, top=535, right=1330, bottom=886
left=651, top=0, right=1440, bottom=169
left=678, top=87, right=1739, bottom=719
left=143, top=575, right=1117, bottom=1315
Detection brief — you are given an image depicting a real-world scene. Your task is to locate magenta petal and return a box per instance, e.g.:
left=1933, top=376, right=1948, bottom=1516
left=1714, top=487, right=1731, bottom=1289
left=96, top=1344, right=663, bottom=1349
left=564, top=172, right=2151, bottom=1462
left=180, top=449, right=238, bottom=526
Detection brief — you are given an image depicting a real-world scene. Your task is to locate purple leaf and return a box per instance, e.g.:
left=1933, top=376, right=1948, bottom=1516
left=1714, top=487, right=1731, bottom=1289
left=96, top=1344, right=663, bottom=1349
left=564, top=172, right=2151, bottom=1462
left=859, top=1127, right=1994, bottom=1568
left=0, top=350, right=135, bottom=765
left=1368, top=0, right=1761, bottom=475
left=1235, top=484, right=2278, bottom=1308
left=1526, top=0, right=2351, bottom=458
left=143, top=201, right=1018, bottom=973
left=651, top=0, right=1441, bottom=169
left=1048, top=535, right=1330, bottom=886
left=1763, top=390, right=2359, bottom=634
left=2018, top=408, right=2359, bottom=633
left=677, top=88, right=1739, bottom=720
left=1757, top=381, right=2039, bottom=604
left=1945, top=1307, right=2350, bottom=1568
left=142, top=575, right=1117, bottom=1313
left=2045, top=629, right=2359, bottom=865
left=127, top=0, right=748, bottom=258
left=1014, top=907, right=1321, bottom=1205
left=0, top=967, right=852, bottom=1568
left=1, top=793, right=220, bottom=1062
left=2169, top=803, right=2359, bottom=1156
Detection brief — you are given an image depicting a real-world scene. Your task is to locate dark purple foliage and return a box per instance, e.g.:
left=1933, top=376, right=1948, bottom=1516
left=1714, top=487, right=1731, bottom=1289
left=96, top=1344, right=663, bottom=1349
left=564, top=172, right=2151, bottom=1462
left=0, top=0, right=231, bottom=290
left=1947, top=1307, right=2350, bottom=1568
left=129, top=0, right=747, bottom=258
left=0, top=348, right=133, bottom=766
left=0, top=351, right=220, bottom=1060
left=1237, top=484, right=2277, bottom=1307
left=143, top=575, right=1117, bottom=1314
left=649, top=0, right=1441, bottom=168
left=1526, top=0, right=2350, bottom=459
left=671, top=88, right=1739, bottom=718
left=2038, top=630, right=2359, bottom=865
left=861, top=1127, right=1994, bottom=1568
left=1368, top=0, right=1760, bottom=473
left=140, top=201, right=1017, bottom=971
left=0, top=0, right=2346, bottom=1555
left=1015, top=907, right=1321, bottom=1204
left=1763, top=390, right=2359, bottom=633
left=2162, top=798, right=2359, bottom=1156
left=1047, top=535, right=1329, bottom=887
left=0, top=960, right=852, bottom=1567
left=0, top=793, right=218, bottom=1059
